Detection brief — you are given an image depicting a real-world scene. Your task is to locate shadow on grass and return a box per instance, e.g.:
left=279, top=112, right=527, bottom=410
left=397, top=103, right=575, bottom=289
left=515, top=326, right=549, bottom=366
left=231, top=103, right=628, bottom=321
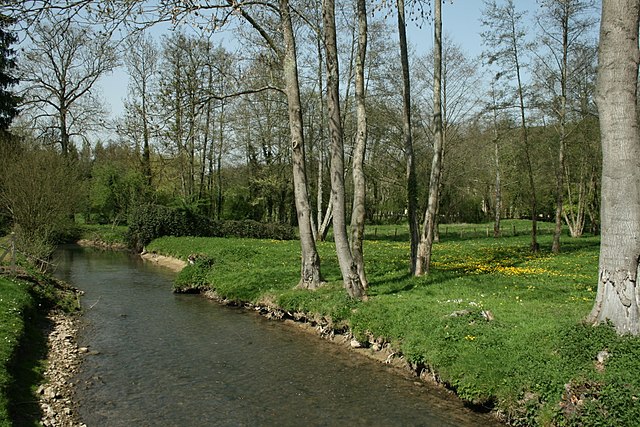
left=368, top=270, right=464, bottom=297
left=7, top=304, right=49, bottom=426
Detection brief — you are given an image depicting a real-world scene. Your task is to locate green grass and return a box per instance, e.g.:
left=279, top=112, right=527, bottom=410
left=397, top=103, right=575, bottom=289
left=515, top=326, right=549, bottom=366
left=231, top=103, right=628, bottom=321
left=0, top=238, right=80, bottom=426
left=78, top=223, right=128, bottom=246
left=0, top=275, right=33, bottom=426
left=146, top=223, right=639, bottom=426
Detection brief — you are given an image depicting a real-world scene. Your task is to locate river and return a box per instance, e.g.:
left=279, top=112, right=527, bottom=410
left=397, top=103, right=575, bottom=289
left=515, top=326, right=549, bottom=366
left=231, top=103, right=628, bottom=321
left=54, top=245, right=500, bottom=426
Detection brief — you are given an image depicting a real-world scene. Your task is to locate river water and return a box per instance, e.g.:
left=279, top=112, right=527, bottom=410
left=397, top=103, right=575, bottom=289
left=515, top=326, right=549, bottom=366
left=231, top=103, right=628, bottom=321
left=54, top=245, right=500, bottom=426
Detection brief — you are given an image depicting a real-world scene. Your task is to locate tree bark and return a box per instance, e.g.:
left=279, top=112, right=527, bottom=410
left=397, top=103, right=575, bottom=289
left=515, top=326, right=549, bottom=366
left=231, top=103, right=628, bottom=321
left=323, top=0, right=365, bottom=299
left=280, top=0, right=323, bottom=289
left=416, top=0, right=443, bottom=276
left=552, top=1, right=571, bottom=254
left=397, top=0, right=419, bottom=274
left=587, top=0, right=640, bottom=335
left=350, top=0, right=368, bottom=288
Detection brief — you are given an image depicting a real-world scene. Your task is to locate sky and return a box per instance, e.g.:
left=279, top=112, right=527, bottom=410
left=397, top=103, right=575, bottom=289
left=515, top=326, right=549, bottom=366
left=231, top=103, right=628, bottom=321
left=96, top=0, right=597, bottom=122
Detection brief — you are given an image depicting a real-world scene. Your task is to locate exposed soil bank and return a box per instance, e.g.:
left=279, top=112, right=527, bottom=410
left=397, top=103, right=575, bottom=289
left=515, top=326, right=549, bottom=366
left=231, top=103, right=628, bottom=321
left=140, top=251, right=187, bottom=271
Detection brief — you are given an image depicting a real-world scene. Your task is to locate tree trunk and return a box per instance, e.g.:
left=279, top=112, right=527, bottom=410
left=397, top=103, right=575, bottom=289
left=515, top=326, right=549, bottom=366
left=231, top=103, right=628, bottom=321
left=588, top=0, right=640, bottom=335
left=323, top=0, right=365, bottom=299
left=141, top=79, right=152, bottom=187
left=416, top=0, right=443, bottom=276
left=280, top=0, right=323, bottom=289
left=552, top=4, right=570, bottom=254
left=491, top=86, right=502, bottom=237
left=350, top=0, right=368, bottom=288
left=516, top=57, right=538, bottom=252
left=316, top=30, right=327, bottom=241
left=397, top=0, right=419, bottom=274
left=216, top=101, right=224, bottom=220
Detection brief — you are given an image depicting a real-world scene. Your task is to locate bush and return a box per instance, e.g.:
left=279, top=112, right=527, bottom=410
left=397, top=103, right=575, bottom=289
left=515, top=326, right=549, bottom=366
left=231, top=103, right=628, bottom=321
left=126, top=204, right=295, bottom=251
left=220, top=220, right=296, bottom=240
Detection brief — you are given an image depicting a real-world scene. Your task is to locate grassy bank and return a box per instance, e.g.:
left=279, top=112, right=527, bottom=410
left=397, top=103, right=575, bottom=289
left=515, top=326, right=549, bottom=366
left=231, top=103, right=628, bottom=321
left=145, top=221, right=640, bottom=426
left=0, top=240, right=79, bottom=426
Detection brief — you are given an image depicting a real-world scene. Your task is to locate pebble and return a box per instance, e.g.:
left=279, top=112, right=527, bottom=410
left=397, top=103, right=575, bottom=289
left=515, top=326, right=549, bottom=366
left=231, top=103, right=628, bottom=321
left=38, top=313, right=83, bottom=426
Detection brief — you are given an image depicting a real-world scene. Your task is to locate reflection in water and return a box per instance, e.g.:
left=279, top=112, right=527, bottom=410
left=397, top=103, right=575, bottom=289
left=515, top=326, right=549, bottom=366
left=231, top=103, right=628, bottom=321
left=54, top=245, right=499, bottom=426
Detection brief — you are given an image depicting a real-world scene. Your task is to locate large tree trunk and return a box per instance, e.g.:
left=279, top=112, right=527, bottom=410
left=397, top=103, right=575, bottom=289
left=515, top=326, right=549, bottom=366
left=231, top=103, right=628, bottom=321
left=397, top=0, right=419, bottom=274
left=588, top=0, right=640, bottom=335
left=323, top=0, right=365, bottom=299
left=280, top=0, right=323, bottom=289
left=350, top=0, right=368, bottom=288
left=416, top=0, right=443, bottom=276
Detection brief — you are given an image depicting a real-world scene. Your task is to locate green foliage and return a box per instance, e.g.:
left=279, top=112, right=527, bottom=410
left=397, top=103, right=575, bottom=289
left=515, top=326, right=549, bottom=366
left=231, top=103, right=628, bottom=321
left=0, top=142, right=82, bottom=259
left=89, top=162, right=148, bottom=225
left=126, top=204, right=192, bottom=251
left=126, top=204, right=296, bottom=251
left=78, top=223, right=128, bottom=246
left=218, top=220, right=295, bottom=240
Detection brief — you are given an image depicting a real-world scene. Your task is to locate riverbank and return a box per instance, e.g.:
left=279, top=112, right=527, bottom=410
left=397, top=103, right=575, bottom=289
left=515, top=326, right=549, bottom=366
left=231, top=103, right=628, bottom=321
left=0, top=264, right=83, bottom=426
left=141, top=251, right=484, bottom=416
left=143, top=231, right=640, bottom=426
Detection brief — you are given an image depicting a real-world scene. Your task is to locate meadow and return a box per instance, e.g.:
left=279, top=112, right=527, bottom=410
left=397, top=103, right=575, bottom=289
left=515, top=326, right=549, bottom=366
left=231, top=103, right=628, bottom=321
left=146, top=220, right=640, bottom=426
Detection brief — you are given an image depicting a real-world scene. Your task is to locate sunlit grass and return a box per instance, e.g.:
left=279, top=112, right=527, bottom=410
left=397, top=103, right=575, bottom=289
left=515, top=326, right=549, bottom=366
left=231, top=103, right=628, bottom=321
left=147, top=228, right=640, bottom=425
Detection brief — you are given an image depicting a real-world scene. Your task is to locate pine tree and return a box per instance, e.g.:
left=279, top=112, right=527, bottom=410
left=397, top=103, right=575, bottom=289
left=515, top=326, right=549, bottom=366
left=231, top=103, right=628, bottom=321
left=0, top=14, right=19, bottom=131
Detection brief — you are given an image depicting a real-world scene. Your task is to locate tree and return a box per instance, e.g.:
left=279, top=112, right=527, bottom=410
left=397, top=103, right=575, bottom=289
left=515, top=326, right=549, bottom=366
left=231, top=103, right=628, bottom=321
left=122, top=32, right=159, bottom=187
left=279, top=0, right=324, bottom=289
left=0, top=135, right=81, bottom=259
left=0, top=14, right=19, bottom=132
left=482, top=0, right=539, bottom=252
left=587, top=0, right=640, bottom=335
left=350, top=0, right=368, bottom=287
left=397, top=0, right=420, bottom=274
left=20, top=17, right=117, bottom=156
left=534, top=0, right=597, bottom=253
left=323, top=0, right=366, bottom=299
left=416, top=0, right=443, bottom=276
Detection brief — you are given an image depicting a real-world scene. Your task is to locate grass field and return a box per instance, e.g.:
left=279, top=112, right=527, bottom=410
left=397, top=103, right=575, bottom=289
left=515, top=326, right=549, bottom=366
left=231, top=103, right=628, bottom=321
left=146, top=220, right=640, bottom=426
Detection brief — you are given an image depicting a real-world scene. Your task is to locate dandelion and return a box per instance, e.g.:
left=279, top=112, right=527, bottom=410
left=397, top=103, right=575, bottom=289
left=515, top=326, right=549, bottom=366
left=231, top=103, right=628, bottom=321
left=465, top=335, right=476, bottom=341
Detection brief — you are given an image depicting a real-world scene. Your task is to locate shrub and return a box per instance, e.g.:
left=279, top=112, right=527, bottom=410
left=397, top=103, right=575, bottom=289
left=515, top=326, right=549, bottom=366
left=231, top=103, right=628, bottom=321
left=126, top=204, right=190, bottom=251
left=126, top=204, right=295, bottom=251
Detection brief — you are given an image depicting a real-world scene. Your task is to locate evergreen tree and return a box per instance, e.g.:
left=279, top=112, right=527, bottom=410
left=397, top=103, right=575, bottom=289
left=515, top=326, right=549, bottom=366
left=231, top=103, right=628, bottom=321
left=0, top=14, right=19, bottom=131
